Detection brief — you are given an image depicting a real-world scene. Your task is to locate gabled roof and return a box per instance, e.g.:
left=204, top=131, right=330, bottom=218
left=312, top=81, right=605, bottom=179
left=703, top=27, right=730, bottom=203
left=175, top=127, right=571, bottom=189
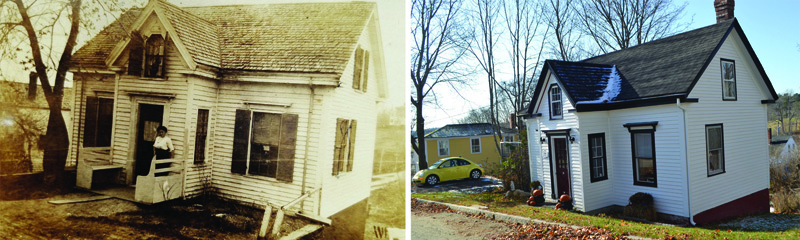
left=72, top=0, right=376, bottom=75
left=425, top=123, right=494, bottom=138
left=526, top=18, right=779, bottom=115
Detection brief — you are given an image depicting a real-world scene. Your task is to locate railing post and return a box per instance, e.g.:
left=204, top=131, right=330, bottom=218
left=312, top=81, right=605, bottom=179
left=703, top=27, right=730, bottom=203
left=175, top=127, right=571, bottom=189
left=271, top=208, right=285, bottom=239
left=258, top=204, right=273, bottom=239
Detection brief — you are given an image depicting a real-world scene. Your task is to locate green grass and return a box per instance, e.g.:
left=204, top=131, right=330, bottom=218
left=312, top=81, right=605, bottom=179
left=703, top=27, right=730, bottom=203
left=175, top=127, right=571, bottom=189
left=413, top=192, right=800, bottom=239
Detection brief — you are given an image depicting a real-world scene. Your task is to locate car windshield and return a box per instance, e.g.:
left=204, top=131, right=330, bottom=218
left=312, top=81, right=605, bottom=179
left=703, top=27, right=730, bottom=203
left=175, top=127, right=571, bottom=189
left=428, top=159, right=446, bottom=169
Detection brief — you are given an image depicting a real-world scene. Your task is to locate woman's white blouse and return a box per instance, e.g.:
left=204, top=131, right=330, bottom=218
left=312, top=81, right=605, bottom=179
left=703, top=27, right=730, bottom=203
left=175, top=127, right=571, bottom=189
left=154, top=136, right=174, bottom=151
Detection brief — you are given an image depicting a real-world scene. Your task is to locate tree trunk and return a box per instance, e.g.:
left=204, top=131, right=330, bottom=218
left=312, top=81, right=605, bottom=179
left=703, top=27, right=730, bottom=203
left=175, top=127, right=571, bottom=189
left=415, top=106, right=428, bottom=170
left=42, top=109, right=69, bottom=188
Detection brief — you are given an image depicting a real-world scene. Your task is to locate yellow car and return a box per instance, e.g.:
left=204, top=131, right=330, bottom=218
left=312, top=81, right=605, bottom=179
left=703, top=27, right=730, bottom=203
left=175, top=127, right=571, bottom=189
left=413, top=157, right=484, bottom=186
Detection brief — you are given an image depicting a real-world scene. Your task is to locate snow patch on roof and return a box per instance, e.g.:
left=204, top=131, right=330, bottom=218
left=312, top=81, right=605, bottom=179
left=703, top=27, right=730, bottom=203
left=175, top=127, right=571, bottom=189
left=579, top=66, right=621, bottom=104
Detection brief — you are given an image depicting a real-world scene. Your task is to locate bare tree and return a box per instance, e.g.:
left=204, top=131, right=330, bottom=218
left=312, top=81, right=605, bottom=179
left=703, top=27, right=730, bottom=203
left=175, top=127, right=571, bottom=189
left=542, top=0, right=585, bottom=61
left=574, top=0, right=689, bottom=54
left=1, top=0, right=134, bottom=186
left=411, top=0, right=467, bottom=169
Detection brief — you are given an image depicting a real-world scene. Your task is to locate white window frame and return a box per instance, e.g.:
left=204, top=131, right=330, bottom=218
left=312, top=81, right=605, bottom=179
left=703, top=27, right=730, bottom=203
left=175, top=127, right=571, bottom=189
left=549, top=84, right=563, bottom=119
left=470, top=137, right=481, bottom=154
left=437, top=139, right=449, bottom=157
left=721, top=59, right=736, bottom=100
left=503, top=135, right=514, bottom=142
left=706, top=124, right=725, bottom=176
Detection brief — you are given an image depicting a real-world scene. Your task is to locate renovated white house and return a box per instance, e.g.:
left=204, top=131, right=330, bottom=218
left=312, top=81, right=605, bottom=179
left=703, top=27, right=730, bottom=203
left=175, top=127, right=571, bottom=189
left=523, top=16, right=778, bottom=224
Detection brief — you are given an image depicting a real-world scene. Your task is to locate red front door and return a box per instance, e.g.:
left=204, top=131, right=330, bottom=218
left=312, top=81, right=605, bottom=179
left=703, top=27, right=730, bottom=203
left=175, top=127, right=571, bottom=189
left=553, top=137, right=571, bottom=197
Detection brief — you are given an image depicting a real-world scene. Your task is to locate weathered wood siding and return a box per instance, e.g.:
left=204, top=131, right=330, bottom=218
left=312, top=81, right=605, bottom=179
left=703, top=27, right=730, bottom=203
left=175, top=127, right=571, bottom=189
left=67, top=73, right=117, bottom=166
left=685, top=30, right=771, bottom=217
left=182, top=77, right=218, bottom=197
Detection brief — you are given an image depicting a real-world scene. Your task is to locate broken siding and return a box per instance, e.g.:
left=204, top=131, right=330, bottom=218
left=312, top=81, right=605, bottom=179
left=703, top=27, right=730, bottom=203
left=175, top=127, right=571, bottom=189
left=685, top=30, right=770, bottom=217
left=67, top=73, right=116, bottom=166
left=318, top=25, right=378, bottom=218
left=212, top=80, right=321, bottom=214
left=112, top=40, right=190, bottom=184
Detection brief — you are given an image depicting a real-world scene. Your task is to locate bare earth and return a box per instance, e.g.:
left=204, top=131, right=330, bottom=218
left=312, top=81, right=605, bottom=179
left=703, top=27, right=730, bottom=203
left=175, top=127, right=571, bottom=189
left=411, top=208, right=512, bottom=240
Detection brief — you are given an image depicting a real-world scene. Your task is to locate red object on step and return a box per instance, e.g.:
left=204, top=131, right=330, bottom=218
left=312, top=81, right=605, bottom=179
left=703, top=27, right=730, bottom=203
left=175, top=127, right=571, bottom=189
left=560, top=194, right=571, bottom=202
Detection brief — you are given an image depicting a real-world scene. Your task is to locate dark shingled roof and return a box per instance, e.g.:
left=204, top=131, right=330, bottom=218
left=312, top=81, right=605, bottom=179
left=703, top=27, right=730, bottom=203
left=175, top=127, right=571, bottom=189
left=425, top=123, right=494, bottom=138
left=581, top=19, right=734, bottom=100
left=72, top=0, right=375, bottom=74
left=545, top=60, right=628, bottom=103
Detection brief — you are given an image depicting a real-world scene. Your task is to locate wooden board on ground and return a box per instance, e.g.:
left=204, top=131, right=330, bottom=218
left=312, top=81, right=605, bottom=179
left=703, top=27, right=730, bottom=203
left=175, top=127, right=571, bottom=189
left=279, top=224, right=323, bottom=240
left=48, top=195, right=113, bottom=204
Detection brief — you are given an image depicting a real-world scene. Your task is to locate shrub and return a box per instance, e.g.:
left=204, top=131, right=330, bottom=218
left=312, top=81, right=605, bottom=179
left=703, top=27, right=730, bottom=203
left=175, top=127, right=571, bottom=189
left=770, top=150, right=800, bottom=193
left=772, top=189, right=800, bottom=213
left=624, top=192, right=656, bottom=221
left=628, top=192, right=654, bottom=206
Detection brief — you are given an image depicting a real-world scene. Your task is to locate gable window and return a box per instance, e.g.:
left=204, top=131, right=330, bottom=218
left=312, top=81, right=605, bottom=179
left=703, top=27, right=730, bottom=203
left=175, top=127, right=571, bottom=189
left=128, top=34, right=167, bottom=78
left=352, top=46, right=370, bottom=92
left=332, top=118, right=357, bottom=176
left=193, top=109, right=209, bottom=163
left=549, top=84, right=562, bottom=119
left=630, top=129, right=656, bottom=187
left=706, top=124, right=725, bottom=176
left=437, top=139, right=449, bottom=157
left=721, top=59, right=736, bottom=100
left=231, top=110, right=298, bottom=182
left=470, top=138, right=481, bottom=154
left=588, top=133, right=608, bottom=182
left=504, top=135, right=514, bottom=142
left=83, top=96, right=114, bottom=147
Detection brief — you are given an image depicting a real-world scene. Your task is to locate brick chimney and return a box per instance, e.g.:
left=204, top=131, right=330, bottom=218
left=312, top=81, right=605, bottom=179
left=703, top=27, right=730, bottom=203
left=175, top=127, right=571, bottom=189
left=714, top=0, right=735, bottom=23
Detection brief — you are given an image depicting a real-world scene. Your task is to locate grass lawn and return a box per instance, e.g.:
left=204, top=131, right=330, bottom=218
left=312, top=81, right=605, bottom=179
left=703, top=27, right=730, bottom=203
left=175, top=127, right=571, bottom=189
left=413, top=192, right=800, bottom=239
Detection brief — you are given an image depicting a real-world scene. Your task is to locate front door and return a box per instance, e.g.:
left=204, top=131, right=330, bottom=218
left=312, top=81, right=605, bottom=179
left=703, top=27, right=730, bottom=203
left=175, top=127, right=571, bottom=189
left=134, top=103, right=164, bottom=177
left=552, top=137, right=571, bottom=197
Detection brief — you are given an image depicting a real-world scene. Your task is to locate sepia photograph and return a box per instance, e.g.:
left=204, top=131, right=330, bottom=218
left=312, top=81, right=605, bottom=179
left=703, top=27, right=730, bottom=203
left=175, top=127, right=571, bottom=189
left=1, top=0, right=405, bottom=239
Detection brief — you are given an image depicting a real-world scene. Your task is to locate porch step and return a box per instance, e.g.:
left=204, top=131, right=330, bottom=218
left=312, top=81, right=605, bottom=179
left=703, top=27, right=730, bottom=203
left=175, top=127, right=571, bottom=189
left=279, top=224, right=323, bottom=240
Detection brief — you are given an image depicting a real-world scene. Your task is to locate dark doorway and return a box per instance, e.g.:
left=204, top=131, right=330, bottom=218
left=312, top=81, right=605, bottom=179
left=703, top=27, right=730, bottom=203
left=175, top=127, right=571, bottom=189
left=552, top=137, right=571, bottom=197
left=135, top=103, right=164, bottom=177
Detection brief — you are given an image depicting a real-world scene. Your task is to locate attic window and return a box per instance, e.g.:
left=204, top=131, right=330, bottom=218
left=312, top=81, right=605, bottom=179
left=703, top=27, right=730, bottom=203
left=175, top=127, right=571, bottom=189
left=721, top=59, right=736, bottom=100
left=549, top=84, right=562, bottom=120
left=352, top=46, right=370, bottom=92
left=127, top=34, right=167, bottom=78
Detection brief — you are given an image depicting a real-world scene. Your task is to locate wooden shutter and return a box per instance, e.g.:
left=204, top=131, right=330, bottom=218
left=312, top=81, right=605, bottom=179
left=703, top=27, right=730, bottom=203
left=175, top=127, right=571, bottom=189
left=231, top=109, right=251, bottom=174
left=346, top=120, right=357, bottom=172
left=352, top=47, right=363, bottom=90
left=128, top=37, right=143, bottom=76
left=83, top=96, right=98, bottom=147
left=362, top=51, right=369, bottom=92
left=96, top=98, right=114, bottom=147
left=277, top=114, right=298, bottom=182
left=332, top=118, right=348, bottom=175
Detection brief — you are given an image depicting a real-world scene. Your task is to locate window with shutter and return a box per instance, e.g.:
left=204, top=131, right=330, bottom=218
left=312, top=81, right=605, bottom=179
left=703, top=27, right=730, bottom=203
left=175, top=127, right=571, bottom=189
left=230, top=109, right=298, bottom=182
left=332, top=118, right=357, bottom=175
left=351, top=46, right=369, bottom=92
left=83, top=96, right=114, bottom=147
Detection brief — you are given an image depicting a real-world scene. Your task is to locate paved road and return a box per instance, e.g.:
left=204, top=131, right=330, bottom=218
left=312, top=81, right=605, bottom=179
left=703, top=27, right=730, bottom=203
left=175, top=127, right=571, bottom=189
left=412, top=176, right=501, bottom=194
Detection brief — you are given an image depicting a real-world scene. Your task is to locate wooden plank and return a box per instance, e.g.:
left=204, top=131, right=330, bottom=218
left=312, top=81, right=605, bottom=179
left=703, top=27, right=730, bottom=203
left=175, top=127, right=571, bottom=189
left=90, top=164, right=124, bottom=171
left=48, top=195, right=113, bottom=204
left=297, top=213, right=331, bottom=225
left=279, top=224, right=323, bottom=240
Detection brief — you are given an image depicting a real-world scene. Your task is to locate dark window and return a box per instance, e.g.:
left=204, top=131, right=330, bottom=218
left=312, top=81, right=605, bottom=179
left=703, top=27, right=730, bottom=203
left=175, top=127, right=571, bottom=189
left=231, top=109, right=297, bottom=182
left=631, top=130, right=656, bottom=187
left=352, top=46, right=369, bottom=92
left=193, top=109, right=209, bottom=163
left=457, top=159, right=470, bottom=166
left=706, top=124, right=725, bottom=176
left=588, top=133, right=608, bottom=182
left=144, top=34, right=166, bottom=78
left=83, top=96, right=114, bottom=147
left=332, top=118, right=357, bottom=176
left=721, top=59, right=736, bottom=100
left=127, top=36, right=143, bottom=76
left=549, top=84, right=562, bottom=119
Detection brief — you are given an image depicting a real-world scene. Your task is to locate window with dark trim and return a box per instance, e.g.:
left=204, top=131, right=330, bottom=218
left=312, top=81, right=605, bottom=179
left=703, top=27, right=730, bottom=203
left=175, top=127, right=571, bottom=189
left=83, top=96, right=114, bottom=147
left=128, top=34, right=167, bottom=78
left=333, top=118, right=357, bottom=176
left=721, top=59, right=736, bottom=100
left=231, top=109, right=297, bottom=182
left=588, top=133, right=608, bottom=182
left=630, top=129, right=656, bottom=187
left=352, top=46, right=370, bottom=92
left=193, top=109, right=209, bottom=163
left=706, top=124, right=725, bottom=176
left=549, top=84, right=562, bottom=119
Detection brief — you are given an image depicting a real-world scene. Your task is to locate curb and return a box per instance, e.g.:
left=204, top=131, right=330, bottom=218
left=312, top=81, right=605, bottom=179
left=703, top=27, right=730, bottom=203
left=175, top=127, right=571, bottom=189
left=414, top=198, right=653, bottom=240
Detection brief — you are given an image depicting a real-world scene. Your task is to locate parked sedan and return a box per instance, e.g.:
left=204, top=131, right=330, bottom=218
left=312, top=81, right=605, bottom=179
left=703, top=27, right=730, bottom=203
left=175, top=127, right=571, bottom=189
left=412, top=157, right=484, bottom=186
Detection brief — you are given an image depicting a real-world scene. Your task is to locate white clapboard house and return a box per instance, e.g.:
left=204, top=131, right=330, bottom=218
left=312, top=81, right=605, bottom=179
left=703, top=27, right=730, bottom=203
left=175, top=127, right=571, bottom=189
left=523, top=16, right=778, bottom=224
left=68, top=0, right=386, bottom=233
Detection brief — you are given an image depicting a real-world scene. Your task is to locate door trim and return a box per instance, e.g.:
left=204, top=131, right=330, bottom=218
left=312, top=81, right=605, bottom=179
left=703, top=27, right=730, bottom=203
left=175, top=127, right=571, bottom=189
left=126, top=95, right=171, bottom=185
left=545, top=129, right=572, bottom=199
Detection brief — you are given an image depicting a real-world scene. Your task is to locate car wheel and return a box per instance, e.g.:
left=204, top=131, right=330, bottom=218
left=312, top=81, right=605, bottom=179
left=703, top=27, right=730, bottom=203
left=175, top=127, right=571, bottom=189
left=425, top=175, right=439, bottom=186
left=470, top=170, right=482, bottom=179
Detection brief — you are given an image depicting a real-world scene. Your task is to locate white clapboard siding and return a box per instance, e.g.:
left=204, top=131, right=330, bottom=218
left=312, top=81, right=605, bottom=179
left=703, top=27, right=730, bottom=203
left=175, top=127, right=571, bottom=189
left=182, top=77, right=218, bottom=197
left=212, top=80, right=323, bottom=215
left=607, top=104, right=687, bottom=217
left=317, top=25, right=379, bottom=218
left=685, top=30, right=771, bottom=216
left=67, top=74, right=116, bottom=167
left=576, top=111, right=614, bottom=212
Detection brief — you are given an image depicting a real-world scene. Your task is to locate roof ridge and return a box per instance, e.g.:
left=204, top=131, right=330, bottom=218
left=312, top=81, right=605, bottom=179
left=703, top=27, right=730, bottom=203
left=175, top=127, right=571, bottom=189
left=155, top=0, right=217, bottom=26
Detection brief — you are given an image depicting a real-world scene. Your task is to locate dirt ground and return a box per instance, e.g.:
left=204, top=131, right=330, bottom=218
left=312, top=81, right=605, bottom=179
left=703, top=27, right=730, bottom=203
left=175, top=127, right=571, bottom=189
left=411, top=207, right=512, bottom=240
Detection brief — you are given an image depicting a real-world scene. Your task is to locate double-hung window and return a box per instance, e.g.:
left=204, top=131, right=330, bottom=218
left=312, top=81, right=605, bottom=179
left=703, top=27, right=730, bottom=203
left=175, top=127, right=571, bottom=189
left=128, top=34, right=167, bottom=78
left=470, top=138, right=481, bottom=154
left=721, top=59, right=736, bottom=100
left=231, top=110, right=298, bottom=182
left=83, top=96, right=114, bottom=147
left=631, top=130, right=656, bottom=187
left=193, top=109, right=209, bottom=163
left=549, top=84, right=562, bottom=119
left=437, top=140, right=449, bottom=157
left=706, top=124, right=725, bottom=176
left=588, top=133, right=608, bottom=182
